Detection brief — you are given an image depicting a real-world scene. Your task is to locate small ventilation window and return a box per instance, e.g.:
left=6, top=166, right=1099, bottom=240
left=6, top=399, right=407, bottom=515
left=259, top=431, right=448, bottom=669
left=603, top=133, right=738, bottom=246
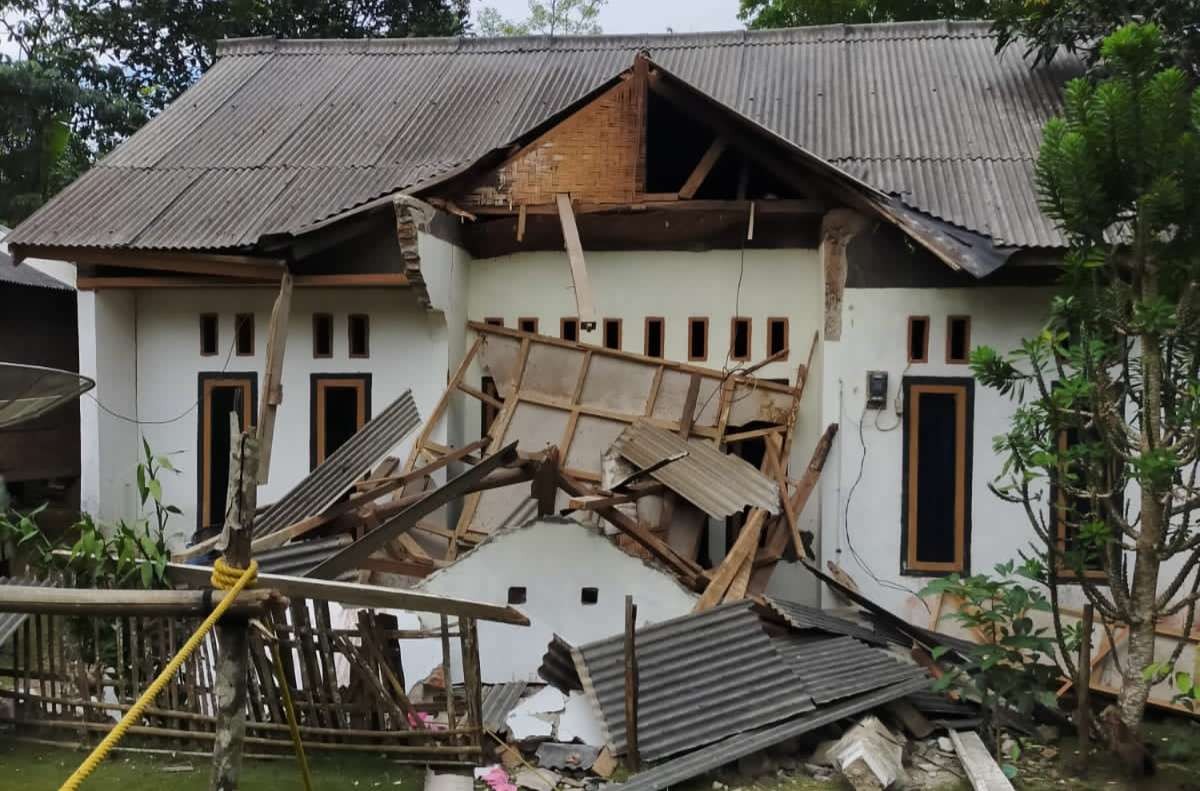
left=731, top=317, right=751, bottom=361
left=349, top=314, right=369, bottom=358
left=580, top=587, right=599, bottom=605
left=200, top=314, right=219, bottom=357
left=235, top=313, right=254, bottom=356
left=313, top=313, right=333, bottom=358
left=907, top=316, right=929, bottom=363
left=507, top=586, right=527, bottom=605
left=481, top=376, right=499, bottom=438
left=484, top=317, right=504, bottom=327
left=947, top=316, right=971, bottom=364
left=767, top=317, right=788, bottom=358
left=518, top=317, right=539, bottom=334
left=603, top=318, right=622, bottom=350
left=688, top=317, right=708, bottom=361
left=645, top=317, right=664, bottom=358
left=561, top=317, right=579, bottom=342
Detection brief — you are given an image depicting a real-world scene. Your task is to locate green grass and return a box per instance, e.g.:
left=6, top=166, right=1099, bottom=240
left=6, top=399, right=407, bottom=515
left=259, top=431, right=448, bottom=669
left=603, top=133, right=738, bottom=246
left=0, top=739, right=425, bottom=790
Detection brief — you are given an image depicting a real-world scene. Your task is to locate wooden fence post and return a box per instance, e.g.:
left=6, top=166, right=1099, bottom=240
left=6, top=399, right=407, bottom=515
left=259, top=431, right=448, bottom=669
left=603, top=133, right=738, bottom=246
left=624, top=595, right=639, bottom=772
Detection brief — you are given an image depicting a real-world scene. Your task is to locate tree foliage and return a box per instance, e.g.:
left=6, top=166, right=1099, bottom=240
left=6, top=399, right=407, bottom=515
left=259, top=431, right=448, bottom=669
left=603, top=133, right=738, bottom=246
left=477, top=0, right=606, bottom=36
left=973, top=23, right=1200, bottom=748
left=737, top=0, right=990, bottom=29
left=991, top=0, right=1200, bottom=79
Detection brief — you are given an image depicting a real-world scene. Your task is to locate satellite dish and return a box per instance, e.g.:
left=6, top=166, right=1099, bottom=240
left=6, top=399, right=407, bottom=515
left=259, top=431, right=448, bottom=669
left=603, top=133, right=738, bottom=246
left=0, top=362, right=95, bottom=429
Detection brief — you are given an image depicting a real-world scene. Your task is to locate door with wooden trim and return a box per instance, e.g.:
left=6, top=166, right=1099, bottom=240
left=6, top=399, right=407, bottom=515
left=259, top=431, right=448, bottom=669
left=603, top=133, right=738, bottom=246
left=310, top=374, right=371, bottom=470
left=197, top=373, right=257, bottom=533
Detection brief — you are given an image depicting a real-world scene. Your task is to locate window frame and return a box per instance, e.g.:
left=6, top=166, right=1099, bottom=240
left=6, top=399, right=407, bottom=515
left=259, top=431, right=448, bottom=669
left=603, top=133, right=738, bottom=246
left=234, top=313, right=255, bottom=357
left=900, top=376, right=974, bottom=576
left=907, top=316, right=930, bottom=364
left=1051, top=428, right=1112, bottom=583
left=518, top=317, right=539, bottom=334
left=312, top=313, right=334, bottom=359
left=730, top=316, right=752, bottom=361
left=483, top=317, right=505, bottom=327
left=602, top=318, right=622, bottom=350
left=560, top=317, right=579, bottom=342
left=945, top=315, right=972, bottom=364
left=196, top=373, right=257, bottom=532
left=348, top=313, right=370, bottom=359
left=688, top=316, right=709, bottom=361
left=309, top=373, right=372, bottom=470
left=644, top=316, right=665, bottom=358
left=766, top=317, right=789, bottom=360
left=199, top=314, right=219, bottom=357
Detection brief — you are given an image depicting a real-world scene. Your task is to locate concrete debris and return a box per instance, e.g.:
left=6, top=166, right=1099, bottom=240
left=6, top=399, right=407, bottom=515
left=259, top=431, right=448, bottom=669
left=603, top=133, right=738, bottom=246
left=950, top=730, right=1016, bottom=791
left=937, top=737, right=953, bottom=753
left=831, top=716, right=907, bottom=791
left=535, top=742, right=601, bottom=771
left=516, top=768, right=561, bottom=791
left=507, top=710, right=554, bottom=740
left=513, top=685, right=567, bottom=716
left=424, top=770, right=474, bottom=791
left=556, top=691, right=605, bottom=745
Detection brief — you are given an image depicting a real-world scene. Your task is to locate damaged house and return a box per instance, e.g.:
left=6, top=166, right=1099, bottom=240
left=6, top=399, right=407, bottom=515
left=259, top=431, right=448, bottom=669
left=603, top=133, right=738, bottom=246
left=8, top=22, right=1091, bottom=630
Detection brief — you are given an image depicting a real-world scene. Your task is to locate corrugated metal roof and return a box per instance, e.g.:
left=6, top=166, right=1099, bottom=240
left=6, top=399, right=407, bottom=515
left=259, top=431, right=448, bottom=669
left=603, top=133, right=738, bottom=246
left=252, top=389, right=420, bottom=538
left=763, top=597, right=886, bottom=645
left=609, top=675, right=931, bottom=791
left=0, top=248, right=72, bottom=291
left=610, top=421, right=780, bottom=520
left=0, top=576, right=60, bottom=647
left=770, top=633, right=925, bottom=704
left=256, top=534, right=351, bottom=575
left=571, top=601, right=815, bottom=761
left=539, top=634, right=582, bottom=692
left=8, top=21, right=1079, bottom=253
left=482, top=681, right=529, bottom=734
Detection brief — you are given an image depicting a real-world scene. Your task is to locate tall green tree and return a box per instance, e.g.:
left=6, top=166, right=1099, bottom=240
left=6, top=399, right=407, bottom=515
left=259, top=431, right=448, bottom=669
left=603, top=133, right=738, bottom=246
left=738, top=0, right=990, bottom=29
left=477, top=0, right=606, bottom=36
left=973, top=23, right=1200, bottom=762
left=991, top=0, right=1200, bottom=78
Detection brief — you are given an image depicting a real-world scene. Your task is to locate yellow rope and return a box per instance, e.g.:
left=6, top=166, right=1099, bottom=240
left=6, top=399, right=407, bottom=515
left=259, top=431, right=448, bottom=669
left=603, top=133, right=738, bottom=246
left=59, top=558, right=258, bottom=790
left=270, top=623, right=313, bottom=791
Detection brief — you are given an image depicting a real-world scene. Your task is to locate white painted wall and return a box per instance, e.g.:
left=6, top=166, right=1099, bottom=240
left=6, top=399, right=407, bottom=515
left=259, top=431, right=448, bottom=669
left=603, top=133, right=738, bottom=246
left=819, top=286, right=1064, bottom=619
left=463, top=248, right=826, bottom=602
left=132, top=287, right=447, bottom=548
left=415, top=517, right=699, bottom=682
left=78, top=289, right=139, bottom=524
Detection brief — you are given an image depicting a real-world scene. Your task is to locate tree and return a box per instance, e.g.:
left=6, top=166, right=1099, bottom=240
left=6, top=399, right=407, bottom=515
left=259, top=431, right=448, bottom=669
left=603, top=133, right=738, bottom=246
left=973, top=23, right=1200, bottom=766
left=991, top=0, right=1200, bottom=79
left=737, top=0, right=990, bottom=29
left=477, top=0, right=606, bottom=36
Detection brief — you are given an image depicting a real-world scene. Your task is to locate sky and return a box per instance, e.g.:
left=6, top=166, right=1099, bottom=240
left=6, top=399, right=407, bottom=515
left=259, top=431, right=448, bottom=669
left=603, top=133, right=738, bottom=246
left=473, top=0, right=745, bottom=34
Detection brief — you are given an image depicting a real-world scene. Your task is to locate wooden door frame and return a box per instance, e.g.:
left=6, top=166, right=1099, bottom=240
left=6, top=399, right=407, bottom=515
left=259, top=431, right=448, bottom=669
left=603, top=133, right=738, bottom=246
left=196, top=372, right=258, bottom=532
left=309, top=373, right=372, bottom=470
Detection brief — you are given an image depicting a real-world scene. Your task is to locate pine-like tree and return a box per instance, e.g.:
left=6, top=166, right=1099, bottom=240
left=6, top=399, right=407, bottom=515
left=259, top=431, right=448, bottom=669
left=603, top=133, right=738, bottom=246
left=974, top=23, right=1200, bottom=764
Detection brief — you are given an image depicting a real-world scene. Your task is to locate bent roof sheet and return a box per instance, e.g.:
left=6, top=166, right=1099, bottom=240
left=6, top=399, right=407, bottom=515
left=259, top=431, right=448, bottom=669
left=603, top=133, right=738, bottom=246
left=8, top=21, right=1079, bottom=253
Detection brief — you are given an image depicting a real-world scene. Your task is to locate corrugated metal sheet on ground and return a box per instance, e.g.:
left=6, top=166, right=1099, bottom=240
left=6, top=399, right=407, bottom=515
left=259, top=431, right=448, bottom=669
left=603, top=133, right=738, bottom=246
left=610, top=421, right=780, bottom=520
left=763, top=597, right=886, bottom=645
left=609, top=675, right=931, bottom=791
left=7, top=21, right=1081, bottom=253
left=482, top=680, right=528, bottom=734
left=252, top=389, right=420, bottom=538
left=770, top=633, right=926, bottom=704
left=256, top=535, right=351, bottom=576
left=571, top=601, right=814, bottom=761
left=0, top=576, right=60, bottom=647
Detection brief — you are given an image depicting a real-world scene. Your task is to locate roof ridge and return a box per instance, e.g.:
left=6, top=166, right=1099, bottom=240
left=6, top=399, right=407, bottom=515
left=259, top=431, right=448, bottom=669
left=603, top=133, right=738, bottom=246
left=833, top=154, right=1038, bottom=163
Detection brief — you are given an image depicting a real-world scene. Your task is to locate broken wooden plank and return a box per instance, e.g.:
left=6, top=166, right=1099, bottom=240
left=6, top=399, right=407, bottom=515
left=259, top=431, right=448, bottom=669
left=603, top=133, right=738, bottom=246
left=695, top=509, right=766, bottom=612
left=949, top=730, right=1015, bottom=791
left=256, top=271, right=293, bottom=483
left=565, top=484, right=664, bottom=512
left=555, top=193, right=597, bottom=330
left=678, top=138, right=727, bottom=200
left=765, top=432, right=804, bottom=560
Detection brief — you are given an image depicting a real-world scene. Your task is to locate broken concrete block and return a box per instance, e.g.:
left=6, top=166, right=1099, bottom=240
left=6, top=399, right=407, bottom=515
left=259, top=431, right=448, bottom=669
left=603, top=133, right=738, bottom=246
left=536, top=742, right=601, bottom=771
left=507, top=710, right=555, bottom=740
left=590, top=747, right=618, bottom=779
left=831, top=716, right=907, bottom=791
left=936, top=737, right=953, bottom=754
left=556, top=690, right=605, bottom=746
left=512, top=685, right=567, bottom=716
left=516, top=768, right=561, bottom=791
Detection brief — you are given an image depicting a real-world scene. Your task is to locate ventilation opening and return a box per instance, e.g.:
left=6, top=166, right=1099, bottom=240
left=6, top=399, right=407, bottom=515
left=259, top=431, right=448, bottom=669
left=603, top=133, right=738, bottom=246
left=349, top=314, right=369, bottom=358
left=689, top=317, right=708, bottom=361
left=484, top=317, right=504, bottom=327
left=313, top=314, right=333, bottom=358
left=580, top=587, right=598, bottom=605
left=507, top=586, right=527, bottom=605
left=947, top=316, right=971, bottom=363
left=235, top=313, right=254, bottom=356
left=907, top=316, right=929, bottom=363
left=200, top=314, right=219, bottom=356
left=561, top=317, right=579, bottom=342
left=518, top=317, right=538, bottom=334
left=603, top=318, right=621, bottom=350
left=731, top=317, right=751, bottom=360
left=767, top=317, right=787, bottom=357
left=645, top=318, right=664, bottom=358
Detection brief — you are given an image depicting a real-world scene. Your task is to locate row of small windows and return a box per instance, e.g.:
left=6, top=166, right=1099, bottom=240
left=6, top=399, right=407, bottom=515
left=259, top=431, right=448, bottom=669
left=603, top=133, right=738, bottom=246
left=200, top=313, right=370, bottom=359
left=906, top=315, right=971, bottom=365
left=507, top=586, right=599, bottom=605
left=486, top=316, right=790, bottom=362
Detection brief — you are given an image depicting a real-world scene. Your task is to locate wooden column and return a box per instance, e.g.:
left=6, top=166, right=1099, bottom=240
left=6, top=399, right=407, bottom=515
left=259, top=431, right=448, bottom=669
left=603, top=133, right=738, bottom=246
left=209, top=417, right=259, bottom=791
left=624, top=595, right=640, bottom=772
left=459, top=617, right=485, bottom=755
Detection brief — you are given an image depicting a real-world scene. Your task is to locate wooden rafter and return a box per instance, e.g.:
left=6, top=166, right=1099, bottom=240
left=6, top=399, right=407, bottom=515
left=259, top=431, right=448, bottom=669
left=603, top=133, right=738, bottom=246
left=679, top=138, right=727, bottom=200
left=555, top=194, right=598, bottom=331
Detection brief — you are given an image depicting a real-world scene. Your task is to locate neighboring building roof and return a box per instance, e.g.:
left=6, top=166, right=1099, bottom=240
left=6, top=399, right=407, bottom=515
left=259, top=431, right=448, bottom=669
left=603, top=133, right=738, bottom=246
left=0, top=246, right=73, bottom=291
left=8, top=21, right=1079, bottom=255
left=610, top=420, right=781, bottom=520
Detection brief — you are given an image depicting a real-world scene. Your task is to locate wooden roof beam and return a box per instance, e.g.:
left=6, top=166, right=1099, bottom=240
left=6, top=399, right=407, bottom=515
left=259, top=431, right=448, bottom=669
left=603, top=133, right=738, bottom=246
left=13, top=246, right=287, bottom=280
left=679, top=138, right=728, bottom=200
left=555, top=193, right=598, bottom=332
